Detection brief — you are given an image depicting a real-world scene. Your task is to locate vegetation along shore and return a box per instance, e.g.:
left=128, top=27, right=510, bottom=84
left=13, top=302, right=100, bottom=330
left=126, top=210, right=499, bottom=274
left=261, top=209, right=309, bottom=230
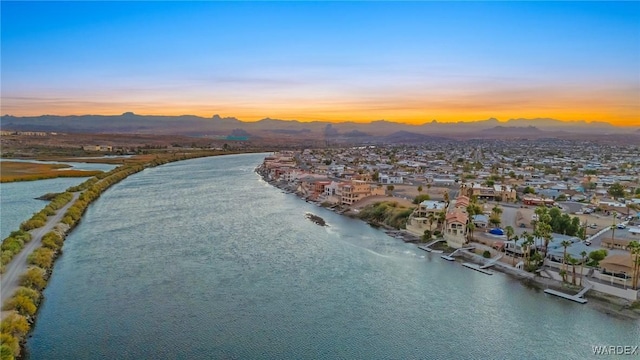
left=0, top=150, right=249, bottom=360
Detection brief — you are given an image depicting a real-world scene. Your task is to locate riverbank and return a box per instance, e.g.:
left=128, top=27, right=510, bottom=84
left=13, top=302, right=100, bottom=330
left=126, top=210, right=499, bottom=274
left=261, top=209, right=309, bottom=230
left=0, top=150, right=251, bottom=360
left=255, top=164, right=640, bottom=321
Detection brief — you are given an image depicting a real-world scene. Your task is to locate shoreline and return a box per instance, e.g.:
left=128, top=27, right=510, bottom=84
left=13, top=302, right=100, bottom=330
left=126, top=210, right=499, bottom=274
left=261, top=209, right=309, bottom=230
left=255, top=164, right=640, bottom=321
left=1, top=150, right=254, bottom=360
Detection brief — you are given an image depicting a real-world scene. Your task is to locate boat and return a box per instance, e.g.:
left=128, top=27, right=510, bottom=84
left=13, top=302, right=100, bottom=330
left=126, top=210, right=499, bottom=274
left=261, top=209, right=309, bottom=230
left=441, top=255, right=455, bottom=261
left=305, top=213, right=327, bottom=226
left=431, top=249, right=444, bottom=254
left=417, top=246, right=432, bottom=252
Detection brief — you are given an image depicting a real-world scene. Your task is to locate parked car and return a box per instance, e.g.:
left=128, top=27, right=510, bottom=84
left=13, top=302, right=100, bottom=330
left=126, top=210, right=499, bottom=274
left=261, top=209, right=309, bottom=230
left=617, top=224, right=626, bottom=229
left=584, top=240, right=591, bottom=246
left=589, top=223, right=598, bottom=229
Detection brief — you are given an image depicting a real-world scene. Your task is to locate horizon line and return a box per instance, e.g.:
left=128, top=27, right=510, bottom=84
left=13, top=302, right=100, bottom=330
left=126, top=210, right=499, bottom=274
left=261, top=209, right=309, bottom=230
left=3, top=112, right=638, bottom=127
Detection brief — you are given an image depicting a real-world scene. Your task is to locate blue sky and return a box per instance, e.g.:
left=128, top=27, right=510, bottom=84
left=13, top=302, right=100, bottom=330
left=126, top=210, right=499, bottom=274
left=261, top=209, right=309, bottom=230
left=2, top=1, right=639, bottom=125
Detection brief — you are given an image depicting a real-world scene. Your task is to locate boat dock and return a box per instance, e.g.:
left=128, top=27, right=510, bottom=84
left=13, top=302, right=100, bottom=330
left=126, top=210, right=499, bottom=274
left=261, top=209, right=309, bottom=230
left=543, top=280, right=593, bottom=304
left=441, top=246, right=474, bottom=262
left=462, top=263, right=494, bottom=275
left=418, top=239, right=445, bottom=253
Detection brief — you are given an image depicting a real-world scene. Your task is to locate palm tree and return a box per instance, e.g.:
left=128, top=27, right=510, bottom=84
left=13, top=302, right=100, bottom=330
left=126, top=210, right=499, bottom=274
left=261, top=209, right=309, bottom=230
left=467, top=221, right=475, bottom=243
left=610, top=211, right=617, bottom=245
left=579, top=250, right=588, bottom=286
left=427, top=212, right=435, bottom=234
left=443, top=191, right=450, bottom=205
left=567, top=255, right=579, bottom=285
left=520, top=231, right=532, bottom=269
left=492, top=204, right=503, bottom=217
left=559, top=268, right=567, bottom=283
left=417, top=185, right=423, bottom=195
left=561, top=240, right=572, bottom=272
left=628, top=240, right=640, bottom=289
left=505, top=226, right=515, bottom=265
left=437, top=210, right=446, bottom=231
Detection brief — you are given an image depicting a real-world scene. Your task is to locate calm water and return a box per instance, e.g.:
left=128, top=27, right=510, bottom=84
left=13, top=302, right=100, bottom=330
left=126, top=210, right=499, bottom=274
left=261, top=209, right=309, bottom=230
left=1, top=160, right=116, bottom=239
left=27, top=154, right=639, bottom=359
left=1, top=178, right=88, bottom=240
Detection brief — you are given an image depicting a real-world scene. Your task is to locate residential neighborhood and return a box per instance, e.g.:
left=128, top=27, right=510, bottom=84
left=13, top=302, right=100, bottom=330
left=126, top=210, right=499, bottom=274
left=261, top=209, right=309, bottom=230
left=258, top=139, right=640, bottom=302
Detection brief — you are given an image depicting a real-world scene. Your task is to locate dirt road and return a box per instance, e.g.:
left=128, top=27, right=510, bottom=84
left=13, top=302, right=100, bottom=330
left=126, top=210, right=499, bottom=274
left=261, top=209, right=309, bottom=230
left=0, top=192, right=80, bottom=316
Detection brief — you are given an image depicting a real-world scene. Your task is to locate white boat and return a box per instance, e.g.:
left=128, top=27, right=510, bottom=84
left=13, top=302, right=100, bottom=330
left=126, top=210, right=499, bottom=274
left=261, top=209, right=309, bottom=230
left=441, top=255, right=455, bottom=261
left=431, top=250, right=444, bottom=254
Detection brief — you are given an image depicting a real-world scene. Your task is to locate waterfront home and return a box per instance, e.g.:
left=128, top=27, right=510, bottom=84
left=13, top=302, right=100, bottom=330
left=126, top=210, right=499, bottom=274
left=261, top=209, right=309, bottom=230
left=444, top=210, right=468, bottom=249
left=340, top=180, right=385, bottom=206
left=406, top=200, right=447, bottom=236
left=598, top=254, right=638, bottom=290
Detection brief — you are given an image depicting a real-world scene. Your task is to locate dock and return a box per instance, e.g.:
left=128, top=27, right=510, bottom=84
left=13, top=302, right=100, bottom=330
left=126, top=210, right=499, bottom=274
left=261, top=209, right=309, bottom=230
left=462, top=263, right=494, bottom=275
left=417, top=239, right=445, bottom=253
left=543, top=280, right=593, bottom=304
left=441, top=246, right=474, bottom=261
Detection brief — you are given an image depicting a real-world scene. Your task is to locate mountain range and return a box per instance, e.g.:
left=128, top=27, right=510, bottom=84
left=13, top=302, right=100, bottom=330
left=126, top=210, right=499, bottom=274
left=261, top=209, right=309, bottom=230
left=1, top=113, right=638, bottom=140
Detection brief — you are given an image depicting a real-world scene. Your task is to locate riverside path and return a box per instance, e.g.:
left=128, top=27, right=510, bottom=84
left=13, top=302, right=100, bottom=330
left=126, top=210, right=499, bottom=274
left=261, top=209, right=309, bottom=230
left=0, top=192, right=80, bottom=318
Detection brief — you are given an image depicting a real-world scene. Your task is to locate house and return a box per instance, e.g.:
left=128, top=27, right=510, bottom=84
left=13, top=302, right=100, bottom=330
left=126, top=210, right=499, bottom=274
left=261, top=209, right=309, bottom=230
left=598, top=254, right=638, bottom=289
left=444, top=210, right=468, bottom=249
left=460, top=183, right=516, bottom=202
left=472, top=214, right=488, bottom=228
left=405, top=200, right=446, bottom=236
left=379, top=174, right=404, bottom=184
left=340, top=180, right=385, bottom=206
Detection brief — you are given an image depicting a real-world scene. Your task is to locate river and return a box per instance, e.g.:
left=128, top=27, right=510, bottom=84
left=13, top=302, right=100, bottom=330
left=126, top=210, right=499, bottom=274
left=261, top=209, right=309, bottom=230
left=1, top=161, right=116, bottom=240
left=26, top=154, right=639, bottom=359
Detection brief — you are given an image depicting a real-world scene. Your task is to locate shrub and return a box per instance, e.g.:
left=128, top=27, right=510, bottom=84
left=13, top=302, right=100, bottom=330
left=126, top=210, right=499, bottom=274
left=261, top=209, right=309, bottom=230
left=3, top=295, right=36, bottom=317
left=28, top=248, right=55, bottom=269
left=12, top=287, right=40, bottom=306
left=41, top=232, right=63, bottom=250
left=483, top=250, right=491, bottom=258
left=0, top=334, right=19, bottom=359
left=20, top=267, right=46, bottom=291
left=0, top=314, right=30, bottom=338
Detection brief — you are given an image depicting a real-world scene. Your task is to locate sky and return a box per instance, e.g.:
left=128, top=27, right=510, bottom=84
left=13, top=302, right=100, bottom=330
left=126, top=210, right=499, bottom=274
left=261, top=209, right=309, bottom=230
left=1, top=1, right=639, bottom=126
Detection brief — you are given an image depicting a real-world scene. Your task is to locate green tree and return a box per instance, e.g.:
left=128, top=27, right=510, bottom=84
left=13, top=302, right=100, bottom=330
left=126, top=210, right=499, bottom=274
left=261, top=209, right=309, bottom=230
left=505, top=226, right=515, bottom=265
left=413, top=194, right=431, bottom=204
left=608, top=182, right=625, bottom=198
left=386, top=185, right=395, bottom=194
left=579, top=250, right=588, bottom=286
left=560, top=240, right=572, bottom=273
left=427, top=213, right=436, bottom=234
left=588, top=249, right=608, bottom=267
left=628, top=240, right=640, bottom=289
left=417, top=185, right=423, bottom=194
left=466, top=221, right=475, bottom=242
left=567, top=255, right=580, bottom=285
left=523, top=186, right=535, bottom=194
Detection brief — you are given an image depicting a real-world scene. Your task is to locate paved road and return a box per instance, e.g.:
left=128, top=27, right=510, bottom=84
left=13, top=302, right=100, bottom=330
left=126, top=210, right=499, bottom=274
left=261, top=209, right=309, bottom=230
left=0, top=192, right=80, bottom=315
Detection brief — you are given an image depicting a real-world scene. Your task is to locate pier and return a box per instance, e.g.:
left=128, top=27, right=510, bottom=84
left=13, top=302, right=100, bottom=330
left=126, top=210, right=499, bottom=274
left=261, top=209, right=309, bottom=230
left=418, top=239, right=445, bottom=253
left=441, top=246, right=474, bottom=261
left=543, top=280, right=593, bottom=304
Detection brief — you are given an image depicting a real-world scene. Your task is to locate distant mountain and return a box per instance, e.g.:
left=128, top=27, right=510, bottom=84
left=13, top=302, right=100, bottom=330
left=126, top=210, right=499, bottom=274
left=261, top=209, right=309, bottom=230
left=1, top=113, right=634, bottom=140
